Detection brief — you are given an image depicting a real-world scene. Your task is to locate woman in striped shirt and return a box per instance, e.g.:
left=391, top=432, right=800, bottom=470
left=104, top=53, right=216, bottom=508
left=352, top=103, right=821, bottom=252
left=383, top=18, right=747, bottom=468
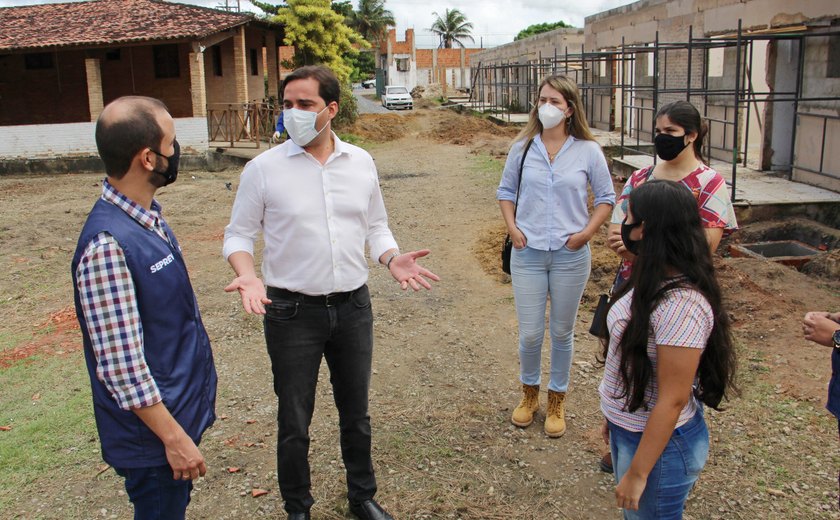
left=598, top=180, right=737, bottom=519
left=600, top=99, right=738, bottom=475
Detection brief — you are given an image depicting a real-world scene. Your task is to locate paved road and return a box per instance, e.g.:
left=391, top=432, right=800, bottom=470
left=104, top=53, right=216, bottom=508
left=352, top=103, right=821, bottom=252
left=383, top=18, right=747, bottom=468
left=353, top=87, right=390, bottom=114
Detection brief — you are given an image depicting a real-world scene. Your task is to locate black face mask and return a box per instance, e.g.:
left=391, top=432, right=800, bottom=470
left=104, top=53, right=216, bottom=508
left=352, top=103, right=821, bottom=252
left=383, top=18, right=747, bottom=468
left=620, top=218, right=643, bottom=256
left=150, top=139, right=180, bottom=186
left=653, top=133, right=689, bottom=161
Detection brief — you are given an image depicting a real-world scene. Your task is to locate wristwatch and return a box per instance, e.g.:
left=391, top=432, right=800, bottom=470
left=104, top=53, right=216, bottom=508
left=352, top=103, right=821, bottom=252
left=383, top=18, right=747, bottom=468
left=833, top=329, right=840, bottom=349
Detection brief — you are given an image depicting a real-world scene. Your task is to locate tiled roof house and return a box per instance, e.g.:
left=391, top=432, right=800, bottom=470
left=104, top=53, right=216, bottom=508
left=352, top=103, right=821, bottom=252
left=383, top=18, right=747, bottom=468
left=0, top=0, right=283, bottom=167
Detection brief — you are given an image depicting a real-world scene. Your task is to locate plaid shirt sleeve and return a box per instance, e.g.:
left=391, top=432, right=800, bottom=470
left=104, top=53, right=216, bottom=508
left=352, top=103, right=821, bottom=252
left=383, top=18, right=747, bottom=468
left=75, top=232, right=161, bottom=410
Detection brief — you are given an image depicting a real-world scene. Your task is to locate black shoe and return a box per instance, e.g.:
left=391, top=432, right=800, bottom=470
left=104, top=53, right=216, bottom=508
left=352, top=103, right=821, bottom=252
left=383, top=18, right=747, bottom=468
left=287, top=512, right=310, bottom=520
left=599, top=452, right=614, bottom=474
left=349, top=499, right=394, bottom=520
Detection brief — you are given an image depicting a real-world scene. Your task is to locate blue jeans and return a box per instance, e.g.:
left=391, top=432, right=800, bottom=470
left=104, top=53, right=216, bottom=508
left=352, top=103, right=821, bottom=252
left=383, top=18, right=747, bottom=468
left=510, top=245, right=590, bottom=392
left=113, top=464, right=192, bottom=520
left=264, top=285, right=377, bottom=514
left=608, top=409, right=709, bottom=520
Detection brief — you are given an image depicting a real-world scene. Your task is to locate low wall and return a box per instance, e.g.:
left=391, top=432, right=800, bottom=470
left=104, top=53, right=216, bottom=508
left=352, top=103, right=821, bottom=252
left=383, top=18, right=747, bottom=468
left=0, top=117, right=209, bottom=160
left=0, top=150, right=245, bottom=175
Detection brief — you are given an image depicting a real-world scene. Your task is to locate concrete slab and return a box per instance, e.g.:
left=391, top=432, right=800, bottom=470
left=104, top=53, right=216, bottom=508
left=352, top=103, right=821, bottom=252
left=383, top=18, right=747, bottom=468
left=612, top=154, right=840, bottom=205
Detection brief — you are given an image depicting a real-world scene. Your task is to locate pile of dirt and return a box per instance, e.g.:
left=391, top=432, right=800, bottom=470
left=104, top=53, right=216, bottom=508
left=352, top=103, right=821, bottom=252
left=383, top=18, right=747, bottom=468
left=412, top=83, right=445, bottom=99
left=343, top=113, right=413, bottom=142
left=473, top=222, right=509, bottom=284
left=803, top=249, right=840, bottom=278
left=472, top=216, right=619, bottom=295
left=424, top=112, right=519, bottom=146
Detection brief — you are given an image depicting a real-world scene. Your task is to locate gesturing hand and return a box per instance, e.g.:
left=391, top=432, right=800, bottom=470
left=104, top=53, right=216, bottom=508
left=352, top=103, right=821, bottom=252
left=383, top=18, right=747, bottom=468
left=224, top=273, right=272, bottom=314
left=388, top=250, right=441, bottom=291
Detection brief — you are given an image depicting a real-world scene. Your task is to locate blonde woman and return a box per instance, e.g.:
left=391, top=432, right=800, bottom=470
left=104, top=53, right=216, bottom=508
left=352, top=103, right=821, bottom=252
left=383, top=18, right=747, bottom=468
left=497, top=75, right=615, bottom=436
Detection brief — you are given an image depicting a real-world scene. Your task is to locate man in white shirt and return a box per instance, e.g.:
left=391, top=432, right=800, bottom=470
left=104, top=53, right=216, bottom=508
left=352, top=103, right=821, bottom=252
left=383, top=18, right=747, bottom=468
left=223, top=65, right=438, bottom=520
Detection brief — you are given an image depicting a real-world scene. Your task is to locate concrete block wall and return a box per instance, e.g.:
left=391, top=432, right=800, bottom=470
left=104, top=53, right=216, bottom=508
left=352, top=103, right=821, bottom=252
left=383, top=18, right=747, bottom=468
left=471, top=27, right=585, bottom=65
left=0, top=117, right=209, bottom=160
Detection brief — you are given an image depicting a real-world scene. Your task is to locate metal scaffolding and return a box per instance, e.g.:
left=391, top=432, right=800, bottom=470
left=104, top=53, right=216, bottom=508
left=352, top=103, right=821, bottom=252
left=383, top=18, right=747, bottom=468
left=471, top=21, right=840, bottom=200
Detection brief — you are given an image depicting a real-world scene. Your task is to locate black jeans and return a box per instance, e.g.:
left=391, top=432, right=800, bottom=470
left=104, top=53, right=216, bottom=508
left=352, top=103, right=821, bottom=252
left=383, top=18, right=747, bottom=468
left=264, top=285, right=376, bottom=514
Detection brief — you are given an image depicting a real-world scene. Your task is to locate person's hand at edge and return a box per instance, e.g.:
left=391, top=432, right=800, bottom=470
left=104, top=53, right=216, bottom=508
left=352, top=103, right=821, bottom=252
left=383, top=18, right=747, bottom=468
left=803, top=311, right=840, bottom=348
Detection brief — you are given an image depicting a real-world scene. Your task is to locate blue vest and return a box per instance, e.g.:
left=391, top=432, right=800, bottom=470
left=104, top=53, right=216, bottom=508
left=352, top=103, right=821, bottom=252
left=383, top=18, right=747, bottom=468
left=829, top=348, right=840, bottom=419
left=71, top=198, right=217, bottom=468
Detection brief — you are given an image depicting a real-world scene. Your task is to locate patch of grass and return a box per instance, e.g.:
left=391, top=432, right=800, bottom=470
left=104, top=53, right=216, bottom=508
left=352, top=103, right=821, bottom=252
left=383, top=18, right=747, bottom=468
left=469, top=153, right=505, bottom=187
left=0, top=330, right=32, bottom=353
left=336, top=132, right=368, bottom=146
left=0, top=355, right=98, bottom=511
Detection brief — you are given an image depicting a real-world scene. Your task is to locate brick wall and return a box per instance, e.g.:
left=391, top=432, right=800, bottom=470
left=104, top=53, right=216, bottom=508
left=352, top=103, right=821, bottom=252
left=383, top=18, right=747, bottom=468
left=245, top=27, right=266, bottom=102
left=205, top=38, right=238, bottom=105
left=381, top=29, right=414, bottom=55
left=0, top=117, right=208, bottom=160
left=0, top=49, right=90, bottom=125
left=415, top=48, right=481, bottom=89
left=0, top=44, right=202, bottom=126
left=279, top=46, right=295, bottom=77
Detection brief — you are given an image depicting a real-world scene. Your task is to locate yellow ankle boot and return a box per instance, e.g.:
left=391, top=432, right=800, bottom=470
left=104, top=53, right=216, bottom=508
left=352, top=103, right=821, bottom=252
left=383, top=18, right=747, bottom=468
left=511, top=384, right=540, bottom=427
left=545, top=390, right=567, bottom=437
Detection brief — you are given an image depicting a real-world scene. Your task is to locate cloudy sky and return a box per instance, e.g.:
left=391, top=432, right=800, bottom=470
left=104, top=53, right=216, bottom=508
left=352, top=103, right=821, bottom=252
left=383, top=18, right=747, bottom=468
left=0, top=0, right=639, bottom=48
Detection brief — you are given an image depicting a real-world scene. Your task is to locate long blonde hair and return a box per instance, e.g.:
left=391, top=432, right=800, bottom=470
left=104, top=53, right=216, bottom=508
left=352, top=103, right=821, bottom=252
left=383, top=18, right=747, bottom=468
left=514, top=75, right=596, bottom=144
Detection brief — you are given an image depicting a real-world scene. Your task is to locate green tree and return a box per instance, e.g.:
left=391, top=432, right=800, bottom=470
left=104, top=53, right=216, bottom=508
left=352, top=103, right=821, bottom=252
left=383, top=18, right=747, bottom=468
left=429, top=8, right=474, bottom=49
left=274, top=0, right=368, bottom=82
left=514, top=20, right=573, bottom=41
left=273, top=0, right=367, bottom=126
left=350, top=0, right=396, bottom=45
left=331, top=0, right=353, bottom=19
left=251, top=0, right=284, bottom=16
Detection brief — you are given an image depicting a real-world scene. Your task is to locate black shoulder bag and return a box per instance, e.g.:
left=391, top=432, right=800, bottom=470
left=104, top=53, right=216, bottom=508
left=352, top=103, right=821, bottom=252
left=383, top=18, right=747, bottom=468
left=501, top=139, right=534, bottom=274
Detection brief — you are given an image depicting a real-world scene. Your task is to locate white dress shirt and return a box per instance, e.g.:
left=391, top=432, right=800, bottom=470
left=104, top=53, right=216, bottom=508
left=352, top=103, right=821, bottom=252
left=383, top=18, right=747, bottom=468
left=223, top=132, right=398, bottom=295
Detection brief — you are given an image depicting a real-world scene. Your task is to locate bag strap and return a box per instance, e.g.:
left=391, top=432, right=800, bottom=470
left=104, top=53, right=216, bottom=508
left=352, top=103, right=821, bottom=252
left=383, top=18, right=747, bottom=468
left=607, top=165, right=655, bottom=297
left=512, top=138, right=534, bottom=218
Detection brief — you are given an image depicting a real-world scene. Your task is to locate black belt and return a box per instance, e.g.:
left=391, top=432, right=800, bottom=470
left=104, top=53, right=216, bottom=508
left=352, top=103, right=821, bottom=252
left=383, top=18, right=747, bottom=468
left=267, top=286, right=360, bottom=306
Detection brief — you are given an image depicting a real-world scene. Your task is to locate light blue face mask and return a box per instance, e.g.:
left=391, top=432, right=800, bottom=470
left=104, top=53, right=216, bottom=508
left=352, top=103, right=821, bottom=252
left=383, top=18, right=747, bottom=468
left=283, top=106, right=328, bottom=147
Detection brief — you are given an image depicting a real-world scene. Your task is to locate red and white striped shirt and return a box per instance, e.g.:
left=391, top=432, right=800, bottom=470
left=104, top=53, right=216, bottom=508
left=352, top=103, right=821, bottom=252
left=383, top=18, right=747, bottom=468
left=599, top=284, right=713, bottom=432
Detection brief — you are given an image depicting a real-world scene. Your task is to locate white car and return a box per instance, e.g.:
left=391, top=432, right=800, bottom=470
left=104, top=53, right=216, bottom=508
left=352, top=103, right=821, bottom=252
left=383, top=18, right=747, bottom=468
left=381, top=86, right=413, bottom=110
left=361, top=79, right=376, bottom=89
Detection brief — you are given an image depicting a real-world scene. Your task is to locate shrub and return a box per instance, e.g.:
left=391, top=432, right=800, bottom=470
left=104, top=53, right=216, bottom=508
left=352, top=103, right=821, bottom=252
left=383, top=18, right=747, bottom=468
left=334, top=82, right=358, bottom=129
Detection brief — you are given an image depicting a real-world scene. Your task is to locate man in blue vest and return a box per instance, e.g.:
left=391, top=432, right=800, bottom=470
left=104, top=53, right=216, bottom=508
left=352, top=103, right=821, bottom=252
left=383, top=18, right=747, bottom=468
left=72, top=96, right=217, bottom=520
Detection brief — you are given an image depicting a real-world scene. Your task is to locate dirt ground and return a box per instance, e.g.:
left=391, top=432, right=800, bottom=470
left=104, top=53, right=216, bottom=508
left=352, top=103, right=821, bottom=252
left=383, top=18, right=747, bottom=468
left=1, top=108, right=839, bottom=519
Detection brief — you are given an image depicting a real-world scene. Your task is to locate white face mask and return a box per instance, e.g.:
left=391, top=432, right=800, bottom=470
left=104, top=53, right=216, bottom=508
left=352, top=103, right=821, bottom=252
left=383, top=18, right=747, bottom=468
left=538, top=103, right=566, bottom=129
left=283, top=106, right=329, bottom=147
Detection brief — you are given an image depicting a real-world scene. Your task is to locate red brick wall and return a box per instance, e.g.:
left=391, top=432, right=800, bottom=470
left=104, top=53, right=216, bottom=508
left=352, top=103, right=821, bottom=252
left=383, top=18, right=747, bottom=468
left=98, top=44, right=191, bottom=117
left=416, top=50, right=432, bottom=68
left=205, top=38, right=239, bottom=105
left=279, top=46, right=295, bottom=76
left=245, top=28, right=265, bottom=102
left=415, top=48, right=480, bottom=69
left=0, top=49, right=90, bottom=125
left=380, top=29, right=414, bottom=55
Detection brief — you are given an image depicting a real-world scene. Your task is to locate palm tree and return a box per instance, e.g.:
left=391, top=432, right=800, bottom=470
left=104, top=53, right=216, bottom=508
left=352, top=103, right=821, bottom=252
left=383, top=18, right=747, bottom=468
left=351, top=0, right=396, bottom=45
left=429, top=8, right=475, bottom=49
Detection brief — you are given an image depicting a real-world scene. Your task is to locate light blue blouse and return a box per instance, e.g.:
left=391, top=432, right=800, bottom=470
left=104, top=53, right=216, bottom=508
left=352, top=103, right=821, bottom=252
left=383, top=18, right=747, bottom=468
left=496, top=134, right=615, bottom=251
